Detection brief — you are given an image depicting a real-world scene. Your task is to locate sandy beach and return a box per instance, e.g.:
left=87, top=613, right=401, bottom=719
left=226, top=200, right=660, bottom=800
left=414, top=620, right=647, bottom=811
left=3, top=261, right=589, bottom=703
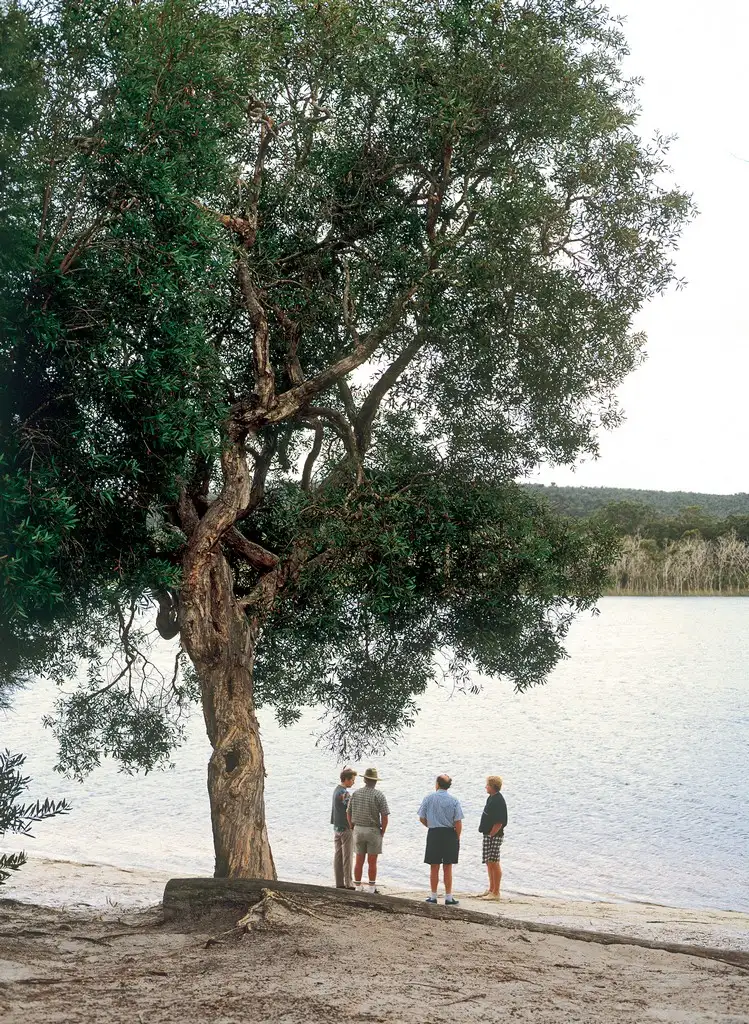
left=1, top=869, right=748, bottom=1024
left=9, top=857, right=749, bottom=953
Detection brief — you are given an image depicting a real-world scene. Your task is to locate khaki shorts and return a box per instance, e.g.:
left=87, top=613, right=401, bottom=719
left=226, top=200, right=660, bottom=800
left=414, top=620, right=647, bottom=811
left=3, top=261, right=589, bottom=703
left=354, top=825, right=383, bottom=855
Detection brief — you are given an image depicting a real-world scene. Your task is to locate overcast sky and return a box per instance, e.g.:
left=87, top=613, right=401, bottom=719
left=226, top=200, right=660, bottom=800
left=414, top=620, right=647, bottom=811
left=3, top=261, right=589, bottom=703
left=532, top=0, right=749, bottom=494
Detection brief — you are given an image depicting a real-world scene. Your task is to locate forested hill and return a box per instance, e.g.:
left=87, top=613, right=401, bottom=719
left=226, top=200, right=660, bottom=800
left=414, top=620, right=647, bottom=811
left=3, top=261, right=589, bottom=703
left=523, top=485, right=749, bottom=519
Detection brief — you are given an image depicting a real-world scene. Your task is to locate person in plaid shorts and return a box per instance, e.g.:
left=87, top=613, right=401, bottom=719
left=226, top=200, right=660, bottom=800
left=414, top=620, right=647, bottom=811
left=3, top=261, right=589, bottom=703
left=478, top=775, right=507, bottom=901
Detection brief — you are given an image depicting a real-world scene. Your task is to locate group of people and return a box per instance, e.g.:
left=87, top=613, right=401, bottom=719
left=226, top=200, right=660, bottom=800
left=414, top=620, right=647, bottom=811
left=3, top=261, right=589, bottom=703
left=331, top=767, right=508, bottom=906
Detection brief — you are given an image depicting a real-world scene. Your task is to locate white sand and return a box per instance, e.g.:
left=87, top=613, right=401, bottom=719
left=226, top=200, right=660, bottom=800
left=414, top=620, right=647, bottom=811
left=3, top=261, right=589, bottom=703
left=1, top=891, right=748, bottom=1024
left=9, top=857, right=749, bottom=952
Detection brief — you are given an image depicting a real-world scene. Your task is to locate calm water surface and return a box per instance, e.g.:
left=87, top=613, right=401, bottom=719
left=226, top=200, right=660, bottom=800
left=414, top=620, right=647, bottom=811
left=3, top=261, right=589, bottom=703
left=2, top=598, right=747, bottom=911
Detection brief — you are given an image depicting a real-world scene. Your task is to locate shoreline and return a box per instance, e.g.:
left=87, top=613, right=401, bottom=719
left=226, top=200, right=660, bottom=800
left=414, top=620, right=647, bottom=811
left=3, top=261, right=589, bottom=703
left=602, top=589, right=749, bottom=597
left=5, top=856, right=748, bottom=954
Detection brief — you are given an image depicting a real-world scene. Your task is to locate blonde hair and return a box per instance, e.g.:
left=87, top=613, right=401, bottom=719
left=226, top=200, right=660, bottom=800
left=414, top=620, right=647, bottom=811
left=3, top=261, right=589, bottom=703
left=486, top=775, right=503, bottom=792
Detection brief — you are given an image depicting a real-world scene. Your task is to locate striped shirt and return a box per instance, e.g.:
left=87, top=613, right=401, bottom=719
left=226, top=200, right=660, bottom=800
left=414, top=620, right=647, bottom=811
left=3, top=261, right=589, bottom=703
left=348, top=785, right=390, bottom=828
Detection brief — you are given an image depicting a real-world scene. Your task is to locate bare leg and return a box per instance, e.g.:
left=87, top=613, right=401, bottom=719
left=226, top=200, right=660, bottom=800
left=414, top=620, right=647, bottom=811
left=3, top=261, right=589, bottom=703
left=429, top=863, right=440, bottom=892
left=443, top=863, right=453, bottom=894
left=354, top=852, right=366, bottom=885
left=488, top=861, right=502, bottom=896
left=367, top=853, right=378, bottom=884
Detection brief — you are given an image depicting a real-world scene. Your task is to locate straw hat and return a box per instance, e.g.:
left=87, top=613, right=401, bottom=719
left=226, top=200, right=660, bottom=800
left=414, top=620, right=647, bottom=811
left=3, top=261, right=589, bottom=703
left=362, top=767, right=381, bottom=781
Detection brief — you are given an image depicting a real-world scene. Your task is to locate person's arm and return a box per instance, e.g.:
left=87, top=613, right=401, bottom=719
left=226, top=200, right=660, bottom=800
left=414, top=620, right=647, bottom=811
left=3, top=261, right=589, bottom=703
left=488, top=795, right=507, bottom=836
left=377, top=790, right=390, bottom=834
left=417, top=797, right=428, bottom=828
left=454, top=800, right=464, bottom=837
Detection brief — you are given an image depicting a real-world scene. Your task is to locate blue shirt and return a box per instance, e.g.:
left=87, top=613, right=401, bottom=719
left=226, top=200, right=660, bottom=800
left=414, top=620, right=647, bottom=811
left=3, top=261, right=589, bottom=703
left=417, top=789, right=464, bottom=828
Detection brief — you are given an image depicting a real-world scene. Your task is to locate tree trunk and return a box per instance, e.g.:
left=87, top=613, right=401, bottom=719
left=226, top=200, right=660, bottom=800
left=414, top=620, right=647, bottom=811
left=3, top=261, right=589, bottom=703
left=180, top=545, right=276, bottom=880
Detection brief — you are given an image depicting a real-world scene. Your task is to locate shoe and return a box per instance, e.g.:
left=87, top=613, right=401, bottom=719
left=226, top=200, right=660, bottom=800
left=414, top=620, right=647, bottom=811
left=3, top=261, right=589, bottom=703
left=425, top=896, right=438, bottom=904
left=444, top=897, right=460, bottom=906
left=475, top=890, right=491, bottom=898
left=479, top=892, right=498, bottom=900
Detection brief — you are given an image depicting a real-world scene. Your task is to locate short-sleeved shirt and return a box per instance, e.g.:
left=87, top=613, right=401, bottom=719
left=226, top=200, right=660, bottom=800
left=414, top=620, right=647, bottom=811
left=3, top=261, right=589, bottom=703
left=331, top=784, right=351, bottom=831
left=417, top=789, right=464, bottom=829
left=348, top=785, right=390, bottom=828
left=479, top=792, right=508, bottom=835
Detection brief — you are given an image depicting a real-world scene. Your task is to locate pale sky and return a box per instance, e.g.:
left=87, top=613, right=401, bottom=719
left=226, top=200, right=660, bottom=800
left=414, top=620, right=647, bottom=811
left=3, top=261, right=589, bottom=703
left=532, top=0, right=749, bottom=494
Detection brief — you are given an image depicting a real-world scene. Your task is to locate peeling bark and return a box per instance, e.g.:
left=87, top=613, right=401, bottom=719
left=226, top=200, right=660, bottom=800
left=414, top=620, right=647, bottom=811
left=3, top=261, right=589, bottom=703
left=178, top=439, right=276, bottom=880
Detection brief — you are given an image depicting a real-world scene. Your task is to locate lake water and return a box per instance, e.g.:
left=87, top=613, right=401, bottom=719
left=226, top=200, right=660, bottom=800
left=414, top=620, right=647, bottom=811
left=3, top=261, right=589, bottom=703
left=1, top=598, right=747, bottom=912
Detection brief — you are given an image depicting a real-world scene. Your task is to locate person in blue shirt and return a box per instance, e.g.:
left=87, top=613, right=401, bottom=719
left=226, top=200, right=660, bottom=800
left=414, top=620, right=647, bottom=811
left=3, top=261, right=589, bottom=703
left=417, top=774, right=463, bottom=906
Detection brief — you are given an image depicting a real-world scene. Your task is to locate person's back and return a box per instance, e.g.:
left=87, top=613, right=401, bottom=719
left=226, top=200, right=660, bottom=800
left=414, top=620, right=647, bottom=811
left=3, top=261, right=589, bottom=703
left=418, top=774, right=462, bottom=905
left=418, top=787, right=462, bottom=829
left=348, top=783, right=388, bottom=828
left=347, top=768, right=389, bottom=894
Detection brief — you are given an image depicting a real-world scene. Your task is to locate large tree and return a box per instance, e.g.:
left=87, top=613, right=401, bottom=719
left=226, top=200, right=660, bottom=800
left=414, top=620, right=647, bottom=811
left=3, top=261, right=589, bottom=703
left=0, top=0, right=691, bottom=878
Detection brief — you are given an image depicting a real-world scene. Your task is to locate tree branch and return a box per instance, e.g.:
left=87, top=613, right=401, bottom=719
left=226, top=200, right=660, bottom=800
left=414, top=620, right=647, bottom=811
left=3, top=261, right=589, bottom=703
left=301, top=419, right=323, bottom=491
left=182, top=440, right=251, bottom=583
left=233, top=275, right=427, bottom=432
left=222, top=528, right=279, bottom=571
left=236, top=259, right=275, bottom=408
left=337, top=379, right=358, bottom=425
left=355, top=333, right=426, bottom=455
left=269, top=301, right=304, bottom=385
left=245, top=434, right=276, bottom=518
left=305, top=405, right=363, bottom=482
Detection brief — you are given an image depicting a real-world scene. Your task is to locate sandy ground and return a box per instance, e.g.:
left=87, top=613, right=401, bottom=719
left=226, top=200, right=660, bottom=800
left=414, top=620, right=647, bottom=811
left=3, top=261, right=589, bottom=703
left=1, top=891, right=748, bottom=1024
left=11, top=858, right=749, bottom=954
left=407, top=889, right=749, bottom=954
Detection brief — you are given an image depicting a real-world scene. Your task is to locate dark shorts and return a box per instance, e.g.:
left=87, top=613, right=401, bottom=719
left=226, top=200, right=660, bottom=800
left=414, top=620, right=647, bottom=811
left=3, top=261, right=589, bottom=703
left=482, top=832, right=504, bottom=863
left=424, top=827, right=460, bottom=865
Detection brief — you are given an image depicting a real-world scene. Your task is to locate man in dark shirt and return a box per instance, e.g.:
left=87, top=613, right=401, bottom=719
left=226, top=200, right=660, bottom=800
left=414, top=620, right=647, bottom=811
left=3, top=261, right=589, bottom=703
left=478, top=774, right=508, bottom=901
left=331, top=768, right=357, bottom=889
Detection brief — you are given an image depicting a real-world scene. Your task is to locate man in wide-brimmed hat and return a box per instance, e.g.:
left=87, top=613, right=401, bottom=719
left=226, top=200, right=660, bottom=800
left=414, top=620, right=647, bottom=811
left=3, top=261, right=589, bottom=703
left=347, top=767, right=389, bottom=894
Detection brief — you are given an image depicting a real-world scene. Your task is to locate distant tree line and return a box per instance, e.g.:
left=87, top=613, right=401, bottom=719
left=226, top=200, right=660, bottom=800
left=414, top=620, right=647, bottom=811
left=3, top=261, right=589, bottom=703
left=590, top=501, right=749, bottom=545
left=522, top=488, right=749, bottom=594
left=609, top=533, right=749, bottom=595
left=580, top=498, right=749, bottom=595
left=524, top=484, right=749, bottom=520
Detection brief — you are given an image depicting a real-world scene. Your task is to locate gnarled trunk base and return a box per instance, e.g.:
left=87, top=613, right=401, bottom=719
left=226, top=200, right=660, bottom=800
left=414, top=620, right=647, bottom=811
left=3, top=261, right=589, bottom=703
left=180, top=548, right=276, bottom=880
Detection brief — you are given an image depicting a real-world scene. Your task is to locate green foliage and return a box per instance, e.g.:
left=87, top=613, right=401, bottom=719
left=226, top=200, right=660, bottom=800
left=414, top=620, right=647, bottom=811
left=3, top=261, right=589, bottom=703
left=255, top=476, right=615, bottom=753
left=589, top=500, right=749, bottom=546
left=0, top=748, right=70, bottom=884
left=1, top=0, right=691, bottom=769
left=526, top=485, right=749, bottom=520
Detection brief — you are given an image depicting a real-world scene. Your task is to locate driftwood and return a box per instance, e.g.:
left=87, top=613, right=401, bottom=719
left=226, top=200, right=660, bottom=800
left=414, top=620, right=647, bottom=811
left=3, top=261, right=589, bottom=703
left=162, top=878, right=749, bottom=972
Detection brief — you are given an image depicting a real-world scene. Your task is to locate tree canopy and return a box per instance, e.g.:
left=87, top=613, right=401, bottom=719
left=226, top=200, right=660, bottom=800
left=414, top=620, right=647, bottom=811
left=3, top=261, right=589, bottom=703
left=0, top=0, right=691, bottom=873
